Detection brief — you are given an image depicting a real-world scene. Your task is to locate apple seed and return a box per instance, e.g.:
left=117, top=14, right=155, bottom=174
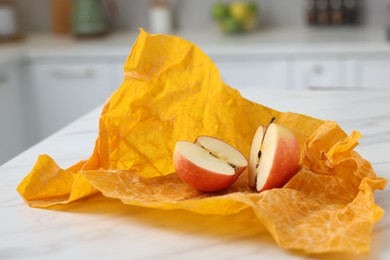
left=202, top=145, right=239, bottom=172
left=255, top=117, right=276, bottom=170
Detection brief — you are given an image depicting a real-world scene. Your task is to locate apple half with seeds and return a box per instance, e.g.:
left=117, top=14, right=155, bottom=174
left=173, top=136, right=248, bottom=192
left=249, top=120, right=300, bottom=192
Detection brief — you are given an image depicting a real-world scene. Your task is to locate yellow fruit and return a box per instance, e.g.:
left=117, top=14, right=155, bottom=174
left=230, top=2, right=249, bottom=21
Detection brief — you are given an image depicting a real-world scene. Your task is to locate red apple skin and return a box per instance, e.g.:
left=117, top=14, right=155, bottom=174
left=257, top=125, right=300, bottom=192
left=173, top=152, right=246, bottom=192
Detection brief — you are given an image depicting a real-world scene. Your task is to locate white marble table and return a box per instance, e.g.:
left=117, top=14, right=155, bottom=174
left=1, top=90, right=389, bottom=259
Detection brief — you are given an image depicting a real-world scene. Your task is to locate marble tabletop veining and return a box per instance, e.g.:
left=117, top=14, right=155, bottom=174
left=1, top=90, right=389, bottom=259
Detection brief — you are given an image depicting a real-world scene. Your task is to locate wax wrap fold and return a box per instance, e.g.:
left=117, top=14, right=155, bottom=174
left=17, top=29, right=387, bottom=255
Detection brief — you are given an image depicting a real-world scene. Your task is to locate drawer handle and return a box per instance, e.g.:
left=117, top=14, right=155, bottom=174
left=51, top=68, right=93, bottom=78
left=313, top=65, right=323, bottom=74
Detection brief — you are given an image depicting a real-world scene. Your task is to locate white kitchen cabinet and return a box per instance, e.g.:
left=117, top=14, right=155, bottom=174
left=344, top=57, right=390, bottom=88
left=213, top=57, right=342, bottom=92
left=209, top=51, right=347, bottom=92
left=0, top=61, right=26, bottom=165
left=292, top=58, right=341, bottom=89
left=211, top=53, right=390, bottom=91
left=26, top=61, right=113, bottom=141
left=213, top=59, right=289, bottom=95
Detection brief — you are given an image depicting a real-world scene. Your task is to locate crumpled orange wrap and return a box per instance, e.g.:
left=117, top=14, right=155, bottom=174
left=18, top=29, right=386, bottom=255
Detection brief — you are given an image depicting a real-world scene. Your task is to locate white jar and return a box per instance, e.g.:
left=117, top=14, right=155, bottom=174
left=149, top=3, right=172, bottom=34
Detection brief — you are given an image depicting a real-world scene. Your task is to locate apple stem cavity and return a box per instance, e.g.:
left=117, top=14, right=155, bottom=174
left=261, top=117, right=277, bottom=145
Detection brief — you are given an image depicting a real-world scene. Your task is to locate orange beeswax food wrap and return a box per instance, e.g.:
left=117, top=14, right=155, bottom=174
left=17, top=29, right=387, bottom=254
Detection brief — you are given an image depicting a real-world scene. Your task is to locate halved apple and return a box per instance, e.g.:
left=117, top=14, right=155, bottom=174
left=173, top=136, right=248, bottom=192
left=249, top=122, right=300, bottom=192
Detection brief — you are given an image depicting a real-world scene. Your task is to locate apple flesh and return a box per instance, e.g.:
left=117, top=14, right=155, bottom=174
left=249, top=123, right=300, bottom=192
left=248, top=125, right=265, bottom=188
left=173, top=136, right=248, bottom=192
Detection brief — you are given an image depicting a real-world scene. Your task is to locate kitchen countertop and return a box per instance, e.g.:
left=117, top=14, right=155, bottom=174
left=2, top=27, right=390, bottom=64
left=1, top=90, right=389, bottom=259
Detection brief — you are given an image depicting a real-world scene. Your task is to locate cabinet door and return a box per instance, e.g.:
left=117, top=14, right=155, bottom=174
left=344, top=58, right=390, bottom=88
left=292, top=59, right=341, bottom=89
left=214, top=60, right=288, bottom=96
left=27, top=62, right=112, bottom=141
left=0, top=64, right=25, bottom=164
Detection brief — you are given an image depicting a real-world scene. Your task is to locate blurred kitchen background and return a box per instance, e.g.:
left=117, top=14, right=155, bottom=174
left=1, top=0, right=390, bottom=164
left=7, top=0, right=390, bottom=32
